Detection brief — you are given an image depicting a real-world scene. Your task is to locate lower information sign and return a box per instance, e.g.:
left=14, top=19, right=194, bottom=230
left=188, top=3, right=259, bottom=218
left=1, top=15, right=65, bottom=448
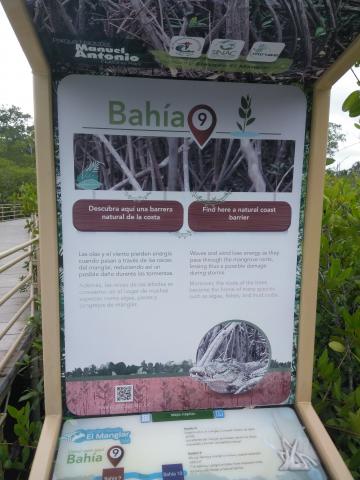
left=53, top=407, right=327, bottom=480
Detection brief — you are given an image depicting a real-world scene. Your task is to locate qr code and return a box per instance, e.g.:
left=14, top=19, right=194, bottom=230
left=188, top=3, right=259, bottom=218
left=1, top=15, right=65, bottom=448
left=115, top=385, right=134, bottom=403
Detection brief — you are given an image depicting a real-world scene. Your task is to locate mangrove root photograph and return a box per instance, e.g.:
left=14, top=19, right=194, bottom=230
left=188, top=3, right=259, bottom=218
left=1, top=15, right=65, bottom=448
left=190, top=320, right=271, bottom=394
left=74, top=133, right=295, bottom=192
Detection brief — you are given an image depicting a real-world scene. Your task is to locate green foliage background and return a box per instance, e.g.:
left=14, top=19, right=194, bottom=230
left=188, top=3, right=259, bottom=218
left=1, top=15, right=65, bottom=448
left=313, top=171, right=360, bottom=475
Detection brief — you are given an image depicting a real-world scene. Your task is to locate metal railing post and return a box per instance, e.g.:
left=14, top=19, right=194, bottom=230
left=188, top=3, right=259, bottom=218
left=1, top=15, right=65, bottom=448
left=0, top=204, right=24, bottom=222
left=0, top=230, right=39, bottom=374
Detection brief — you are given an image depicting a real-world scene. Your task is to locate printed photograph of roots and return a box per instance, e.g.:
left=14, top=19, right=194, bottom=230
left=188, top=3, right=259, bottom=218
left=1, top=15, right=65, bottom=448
left=74, top=134, right=295, bottom=192
left=190, top=320, right=271, bottom=394
left=27, top=0, right=359, bottom=80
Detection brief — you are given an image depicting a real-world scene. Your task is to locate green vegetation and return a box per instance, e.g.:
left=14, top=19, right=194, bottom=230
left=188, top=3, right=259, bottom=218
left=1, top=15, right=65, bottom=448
left=312, top=121, right=360, bottom=477
left=0, top=105, right=36, bottom=203
left=0, top=312, right=43, bottom=480
left=67, top=360, right=193, bottom=379
left=0, top=402, right=41, bottom=474
left=342, top=62, right=360, bottom=130
left=0, top=184, right=41, bottom=480
left=326, top=122, right=346, bottom=165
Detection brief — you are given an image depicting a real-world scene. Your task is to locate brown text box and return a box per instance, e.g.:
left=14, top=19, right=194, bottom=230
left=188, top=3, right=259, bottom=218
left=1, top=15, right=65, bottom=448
left=103, top=468, right=124, bottom=480
left=188, top=201, right=291, bottom=232
left=73, top=200, right=183, bottom=232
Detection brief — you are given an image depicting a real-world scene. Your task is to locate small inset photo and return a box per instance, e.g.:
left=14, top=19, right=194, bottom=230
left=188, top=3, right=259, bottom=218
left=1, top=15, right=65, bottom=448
left=190, top=320, right=271, bottom=394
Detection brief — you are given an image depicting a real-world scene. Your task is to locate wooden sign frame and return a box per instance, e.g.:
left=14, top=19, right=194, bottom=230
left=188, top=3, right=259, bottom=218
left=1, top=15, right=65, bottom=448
left=1, top=1, right=359, bottom=478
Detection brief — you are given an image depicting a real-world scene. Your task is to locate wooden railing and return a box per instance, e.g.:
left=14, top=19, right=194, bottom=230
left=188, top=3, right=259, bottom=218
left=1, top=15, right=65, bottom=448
left=0, top=234, right=39, bottom=373
left=0, top=204, right=24, bottom=222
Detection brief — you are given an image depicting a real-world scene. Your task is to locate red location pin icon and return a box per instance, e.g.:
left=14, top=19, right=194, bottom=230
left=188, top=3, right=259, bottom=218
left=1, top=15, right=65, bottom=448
left=107, top=445, right=124, bottom=467
left=188, top=104, right=217, bottom=149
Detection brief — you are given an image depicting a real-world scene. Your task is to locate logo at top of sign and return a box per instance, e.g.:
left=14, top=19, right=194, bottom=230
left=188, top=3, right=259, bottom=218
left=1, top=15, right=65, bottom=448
left=107, top=445, right=124, bottom=467
left=169, top=36, right=205, bottom=58
left=246, top=42, right=285, bottom=63
left=188, top=105, right=217, bottom=149
left=207, top=39, right=244, bottom=61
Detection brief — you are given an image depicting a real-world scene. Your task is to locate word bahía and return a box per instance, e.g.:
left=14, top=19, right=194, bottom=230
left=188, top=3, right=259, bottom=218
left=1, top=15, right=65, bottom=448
left=109, top=101, right=184, bottom=128
left=67, top=452, right=102, bottom=464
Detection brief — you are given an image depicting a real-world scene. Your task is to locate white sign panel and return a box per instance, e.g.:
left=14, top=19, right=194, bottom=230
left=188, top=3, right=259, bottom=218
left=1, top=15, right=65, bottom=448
left=57, top=75, right=306, bottom=415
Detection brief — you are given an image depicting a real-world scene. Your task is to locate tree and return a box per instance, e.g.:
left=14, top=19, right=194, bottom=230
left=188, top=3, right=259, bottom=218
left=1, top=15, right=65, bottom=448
left=0, top=105, right=36, bottom=202
left=0, top=105, right=34, bottom=161
left=0, top=159, right=35, bottom=203
left=348, top=161, right=360, bottom=175
left=327, top=122, right=346, bottom=165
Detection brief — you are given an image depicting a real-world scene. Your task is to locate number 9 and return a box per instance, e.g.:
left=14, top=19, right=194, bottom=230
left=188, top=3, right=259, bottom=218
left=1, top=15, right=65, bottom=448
left=198, top=112, right=207, bottom=126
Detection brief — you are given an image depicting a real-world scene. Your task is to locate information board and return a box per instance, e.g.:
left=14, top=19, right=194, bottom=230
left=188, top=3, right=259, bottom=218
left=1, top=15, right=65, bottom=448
left=2, top=1, right=357, bottom=479
left=56, top=76, right=306, bottom=415
left=53, top=407, right=327, bottom=479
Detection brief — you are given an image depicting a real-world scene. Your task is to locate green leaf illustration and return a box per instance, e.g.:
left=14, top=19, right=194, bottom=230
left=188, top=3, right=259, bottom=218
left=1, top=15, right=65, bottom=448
left=238, top=107, right=247, bottom=119
left=76, top=178, right=102, bottom=190
left=241, top=96, right=248, bottom=109
left=246, top=117, right=256, bottom=126
left=76, top=161, right=101, bottom=189
left=237, top=95, right=255, bottom=132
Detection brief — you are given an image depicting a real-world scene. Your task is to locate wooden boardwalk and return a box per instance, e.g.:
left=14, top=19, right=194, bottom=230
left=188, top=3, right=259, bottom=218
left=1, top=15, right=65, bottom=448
left=0, top=219, right=33, bottom=401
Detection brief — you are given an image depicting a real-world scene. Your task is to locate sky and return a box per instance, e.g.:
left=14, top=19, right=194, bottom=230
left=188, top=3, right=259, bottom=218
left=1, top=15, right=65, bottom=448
left=0, top=5, right=359, bottom=170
